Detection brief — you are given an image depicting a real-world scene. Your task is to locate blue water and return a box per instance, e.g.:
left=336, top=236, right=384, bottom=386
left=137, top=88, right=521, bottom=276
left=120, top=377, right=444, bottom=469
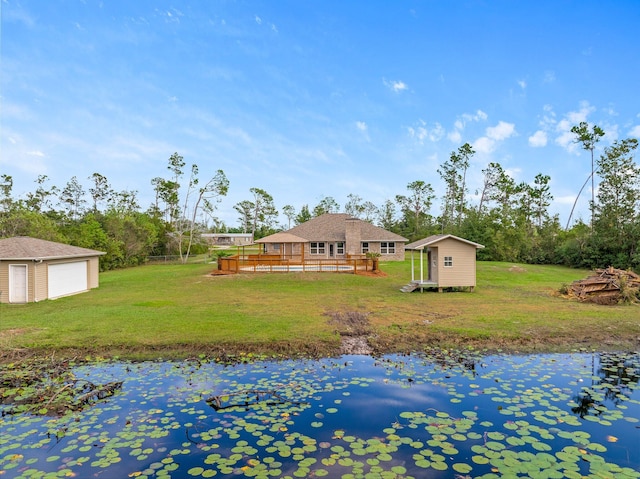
left=1, top=352, right=638, bottom=478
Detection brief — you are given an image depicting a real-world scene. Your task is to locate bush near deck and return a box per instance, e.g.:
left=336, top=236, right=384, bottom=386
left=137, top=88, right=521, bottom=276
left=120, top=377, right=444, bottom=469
left=1, top=260, right=638, bottom=361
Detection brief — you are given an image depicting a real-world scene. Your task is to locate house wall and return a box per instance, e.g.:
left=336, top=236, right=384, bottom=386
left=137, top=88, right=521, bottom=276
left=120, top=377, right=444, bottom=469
left=436, top=239, right=477, bottom=287
left=365, top=242, right=406, bottom=261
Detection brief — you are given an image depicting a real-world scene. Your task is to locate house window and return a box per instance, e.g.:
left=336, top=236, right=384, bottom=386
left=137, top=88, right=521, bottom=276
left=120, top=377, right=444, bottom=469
left=444, top=256, right=453, bottom=267
left=336, top=242, right=344, bottom=255
left=361, top=242, right=369, bottom=254
left=273, top=244, right=281, bottom=251
left=310, top=242, right=325, bottom=254
left=381, top=242, right=395, bottom=254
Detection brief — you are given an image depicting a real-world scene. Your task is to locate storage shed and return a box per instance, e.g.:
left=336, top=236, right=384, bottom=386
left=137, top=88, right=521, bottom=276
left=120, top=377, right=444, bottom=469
left=0, top=237, right=105, bottom=303
left=402, top=234, right=484, bottom=292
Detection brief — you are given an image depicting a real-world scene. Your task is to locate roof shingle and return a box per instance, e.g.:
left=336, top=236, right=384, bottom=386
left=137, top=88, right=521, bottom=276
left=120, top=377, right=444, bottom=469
left=0, top=237, right=105, bottom=260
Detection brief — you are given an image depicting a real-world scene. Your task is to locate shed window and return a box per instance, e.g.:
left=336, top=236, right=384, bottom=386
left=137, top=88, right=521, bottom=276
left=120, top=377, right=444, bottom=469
left=444, top=256, right=453, bottom=267
left=361, top=242, right=369, bottom=254
left=381, top=242, right=395, bottom=254
left=310, top=242, right=325, bottom=254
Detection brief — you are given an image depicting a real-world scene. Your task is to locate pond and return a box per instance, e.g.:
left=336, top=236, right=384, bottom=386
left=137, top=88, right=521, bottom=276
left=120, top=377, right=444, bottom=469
left=1, top=350, right=639, bottom=478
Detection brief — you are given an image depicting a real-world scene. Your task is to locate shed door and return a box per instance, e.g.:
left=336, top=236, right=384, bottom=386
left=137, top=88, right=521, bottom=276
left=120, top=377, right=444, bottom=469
left=9, top=264, right=28, bottom=303
left=48, top=261, right=88, bottom=299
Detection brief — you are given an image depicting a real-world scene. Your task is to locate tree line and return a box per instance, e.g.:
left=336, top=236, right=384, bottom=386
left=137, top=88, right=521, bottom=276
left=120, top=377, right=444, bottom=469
left=1, top=124, right=638, bottom=272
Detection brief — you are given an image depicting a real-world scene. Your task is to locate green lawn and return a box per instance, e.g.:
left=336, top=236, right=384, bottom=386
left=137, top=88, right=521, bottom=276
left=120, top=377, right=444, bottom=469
left=1, top=260, right=638, bottom=361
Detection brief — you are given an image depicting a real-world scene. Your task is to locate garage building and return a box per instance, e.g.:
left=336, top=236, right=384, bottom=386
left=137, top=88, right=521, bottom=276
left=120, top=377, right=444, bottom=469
left=0, top=236, right=105, bottom=303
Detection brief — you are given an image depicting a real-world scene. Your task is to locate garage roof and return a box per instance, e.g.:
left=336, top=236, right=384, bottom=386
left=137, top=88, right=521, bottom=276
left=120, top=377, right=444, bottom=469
left=0, top=236, right=105, bottom=260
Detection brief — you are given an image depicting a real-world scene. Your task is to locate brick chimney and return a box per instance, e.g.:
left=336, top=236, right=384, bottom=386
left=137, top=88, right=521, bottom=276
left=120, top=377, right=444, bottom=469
left=345, top=218, right=361, bottom=256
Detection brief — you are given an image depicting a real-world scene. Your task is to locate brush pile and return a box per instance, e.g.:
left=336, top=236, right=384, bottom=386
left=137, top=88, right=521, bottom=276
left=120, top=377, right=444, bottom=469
left=568, top=267, right=640, bottom=305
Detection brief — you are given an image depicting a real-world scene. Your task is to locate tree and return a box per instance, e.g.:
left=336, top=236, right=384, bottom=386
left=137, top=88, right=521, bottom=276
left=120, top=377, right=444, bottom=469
left=282, top=205, right=296, bottom=229
left=313, top=196, right=340, bottom=216
left=159, top=153, right=229, bottom=262
left=591, top=138, right=639, bottom=267
left=344, top=194, right=365, bottom=218
left=377, top=199, right=397, bottom=230
left=0, top=174, right=14, bottom=213
left=567, top=122, right=605, bottom=229
left=295, top=205, right=312, bottom=225
left=361, top=201, right=379, bottom=223
left=180, top=166, right=229, bottom=261
left=24, top=175, right=59, bottom=213
left=108, top=189, right=140, bottom=215
left=59, top=176, right=86, bottom=221
left=477, top=162, right=504, bottom=214
left=88, top=173, right=112, bottom=212
left=530, top=173, right=553, bottom=228
left=395, top=180, right=434, bottom=237
left=249, top=187, right=277, bottom=237
left=234, top=200, right=253, bottom=233
left=438, top=143, right=474, bottom=229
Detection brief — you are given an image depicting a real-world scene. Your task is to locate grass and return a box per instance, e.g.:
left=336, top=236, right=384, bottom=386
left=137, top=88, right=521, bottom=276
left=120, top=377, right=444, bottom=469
left=1, top=259, right=638, bottom=362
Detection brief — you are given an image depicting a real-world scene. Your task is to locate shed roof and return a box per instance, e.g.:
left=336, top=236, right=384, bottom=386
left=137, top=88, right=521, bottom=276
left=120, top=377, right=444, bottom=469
left=404, top=234, right=484, bottom=250
left=0, top=236, right=105, bottom=260
left=259, top=213, right=407, bottom=243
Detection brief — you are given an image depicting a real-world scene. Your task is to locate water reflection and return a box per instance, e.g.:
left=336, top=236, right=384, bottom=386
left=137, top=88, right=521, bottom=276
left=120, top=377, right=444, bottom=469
left=571, top=352, right=640, bottom=418
left=1, top=352, right=639, bottom=478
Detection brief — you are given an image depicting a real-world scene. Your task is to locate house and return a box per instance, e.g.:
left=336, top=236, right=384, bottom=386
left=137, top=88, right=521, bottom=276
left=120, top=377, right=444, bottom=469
left=0, top=236, right=105, bottom=303
left=402, top=234, right=484, bottom=292
left=201, top=233, right=254, bottom=246
left=256, top=213, right=408, bottom=263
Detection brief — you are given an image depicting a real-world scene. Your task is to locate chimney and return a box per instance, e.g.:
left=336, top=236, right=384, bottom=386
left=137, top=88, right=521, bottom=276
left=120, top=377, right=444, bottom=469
left=345, top=218, right=361, bottom=256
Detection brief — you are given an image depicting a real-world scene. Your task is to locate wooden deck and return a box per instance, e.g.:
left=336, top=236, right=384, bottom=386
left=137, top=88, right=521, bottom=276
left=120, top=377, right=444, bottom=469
left=218, top=254, right=372, bottom=274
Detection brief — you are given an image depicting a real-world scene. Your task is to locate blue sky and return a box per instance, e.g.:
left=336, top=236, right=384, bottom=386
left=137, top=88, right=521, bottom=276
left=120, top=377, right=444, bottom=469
left=2, top=0, right=639, bottom=229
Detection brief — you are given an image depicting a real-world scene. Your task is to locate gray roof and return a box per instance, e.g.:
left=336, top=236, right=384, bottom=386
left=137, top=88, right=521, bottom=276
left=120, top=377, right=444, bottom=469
left=405, top=234, right=484, bottom=250
left=259, top=213, right=408, bottom=243
left=0, top=236, right=105, bottom=260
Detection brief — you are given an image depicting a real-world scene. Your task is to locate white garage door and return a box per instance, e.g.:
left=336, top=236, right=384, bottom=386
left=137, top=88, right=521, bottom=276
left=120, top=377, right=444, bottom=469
left=48, top=261, right=88, bottom=299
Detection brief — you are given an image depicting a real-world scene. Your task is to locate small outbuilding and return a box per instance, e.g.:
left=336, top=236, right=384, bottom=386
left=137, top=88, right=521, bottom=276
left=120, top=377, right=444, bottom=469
left=0, top=236, right=105, bottom=303
left=402, top=234, right=484, bottom=292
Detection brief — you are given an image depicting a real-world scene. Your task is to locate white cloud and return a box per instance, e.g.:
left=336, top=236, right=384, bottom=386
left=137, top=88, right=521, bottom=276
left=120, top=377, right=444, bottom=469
left=518, top=79, right=526, bottom=90
left=528, top=130, right=547, bottom=147
left=255, top=15, right=262, bottom=25
left=407, top=120, right=444, bottom=144
left=554, top=102, right=596, bottom=152
left=473, top=137, right=494, bottom=154
left=447, top=130, right=461, bottom=143
left=629, top=125, right=640, bottom=138
left=473, top=121, right=515, bottom=154
left=356, top=121, right=370, bottom=142
left=27, top=150, right=45, bottom=157
left=446, top=110, right=487, bottom=144
left=486, top=121, right=515, bottom=141
left=543, top=71, right=556, bottom=83
left=383, top=79, right=408, bottom=93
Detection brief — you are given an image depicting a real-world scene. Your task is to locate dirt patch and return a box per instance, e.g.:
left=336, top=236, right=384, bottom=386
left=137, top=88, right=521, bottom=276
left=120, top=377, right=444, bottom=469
left=209, top=270, right=237, bottom=276
left=0, top=329, right=28, bottom=339
left=509, top=265, right=527, bottom=273
left=356, top=270, right=387, bottom=277
left=339, top=336, right=373, bottom=355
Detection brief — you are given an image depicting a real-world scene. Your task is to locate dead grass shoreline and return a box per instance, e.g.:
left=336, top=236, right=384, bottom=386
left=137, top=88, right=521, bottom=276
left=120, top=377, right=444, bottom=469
left=2, top=332, right=638, bottom=366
